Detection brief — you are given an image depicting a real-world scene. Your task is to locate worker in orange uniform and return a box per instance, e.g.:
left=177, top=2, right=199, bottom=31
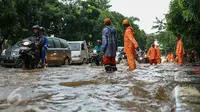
left=155, top=45, right=161, bottom=64
left=176, top=36, right=185, bottom=65
left=174, top=56, right=178, bottom=63
left=167, top=52, right=171, bottom=62
left=122, top=19, right=139, bottom=71
left=147, top=44, right=157, bottom=65
left=170, top=53, right=175, bottom=62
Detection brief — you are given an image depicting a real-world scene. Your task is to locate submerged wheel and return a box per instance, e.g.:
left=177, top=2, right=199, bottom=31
left=82, top=58, right=87, bottom=64
left=64, top=57, right=70, bottom=65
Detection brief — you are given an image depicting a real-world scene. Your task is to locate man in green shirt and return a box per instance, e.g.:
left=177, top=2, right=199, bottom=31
left=94, top=40, right=103, bottom=66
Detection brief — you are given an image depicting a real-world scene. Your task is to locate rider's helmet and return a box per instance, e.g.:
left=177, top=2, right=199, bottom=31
left=40, top=27, right=45, bottom=32
left=97, top=40, right=101, bottom=43
left=32, top=25, right=40, bottom=34
left=32, top=25, right=40, bottom=29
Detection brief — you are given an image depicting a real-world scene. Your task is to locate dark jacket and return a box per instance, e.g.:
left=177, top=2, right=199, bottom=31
left=100, top=26, right=117, bottom=57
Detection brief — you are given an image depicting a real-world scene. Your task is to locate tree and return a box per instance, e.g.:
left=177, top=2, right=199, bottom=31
left=152, top=17, right=166, bottom=33
left=0, top=0, right=18, bottom=50
left=166, top=0, right=200, bottom=54
left=0, top=0, right=148, bottom=51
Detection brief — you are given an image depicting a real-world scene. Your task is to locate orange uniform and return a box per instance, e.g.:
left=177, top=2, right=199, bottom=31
left=170, top=53, right=175, bottom=62
left=124, top=26, right=139, bottom=70
left=155, top=45, right=161, bottom=64
left=175, top=56, right=178, bottom=63
left=167, top=53, right=171, bottom=62
left=176, top=39, right=185, bottom=65
left=147, top=47, right=157, bottom=65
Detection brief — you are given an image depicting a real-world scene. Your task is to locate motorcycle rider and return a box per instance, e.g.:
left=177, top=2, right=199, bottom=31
left=20, top=25, right=40, bottom=69
left=29, top=24, right=41, bottom=62
left=94, top=40, right=103, bottom=66
left=23, top=25, right=41, bottom=69
left=29, top=25, right=40, bottom=42
left=39, top=27, right=48, bottom=68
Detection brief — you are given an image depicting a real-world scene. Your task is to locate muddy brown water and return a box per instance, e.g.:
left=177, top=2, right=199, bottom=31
left=0, top=63, right=185, bottom=112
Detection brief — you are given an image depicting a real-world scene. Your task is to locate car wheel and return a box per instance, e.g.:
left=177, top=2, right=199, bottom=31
left=64, top=57, right=70, bottom=65
left=81, top=58, right=87, bottom=65
left=15, top=59, right=23, bottom=68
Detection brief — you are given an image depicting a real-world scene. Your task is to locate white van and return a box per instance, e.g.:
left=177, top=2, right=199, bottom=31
left=68, top=41, right=88, bottom=64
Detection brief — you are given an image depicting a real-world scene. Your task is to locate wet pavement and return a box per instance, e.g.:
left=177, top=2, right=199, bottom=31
left=172, top=65, right=200, bottom=112
left=0, top=63, right=197, bottom=112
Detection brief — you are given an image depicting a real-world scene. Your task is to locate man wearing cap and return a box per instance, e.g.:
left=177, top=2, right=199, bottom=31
left=123, top=19, right=139, bottom=71
left=100, top=18, right=118, bottom=72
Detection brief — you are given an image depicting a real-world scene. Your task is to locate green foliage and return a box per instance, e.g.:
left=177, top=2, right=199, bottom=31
left=166, top=0, right=200, bottom=54
left=0, top=0, right=148, bottom=50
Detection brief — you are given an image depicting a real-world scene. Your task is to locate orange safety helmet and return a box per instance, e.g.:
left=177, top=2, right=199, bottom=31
left=104, top=18, right=111, bottom=25
left=122, top=19, right=130, bottom=25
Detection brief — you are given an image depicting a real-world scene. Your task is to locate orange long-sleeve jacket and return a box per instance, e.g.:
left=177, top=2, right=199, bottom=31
left=147, top=47, right=157, bottom=60
left=170, top=53, right=175, bottom=62
left=155, top=47, right=161, bottom=59
left=167, top=54, right=171, bottom=62
left=176, top=39, right=185, bottom=55
left=124, top=26, right=139, bottom=54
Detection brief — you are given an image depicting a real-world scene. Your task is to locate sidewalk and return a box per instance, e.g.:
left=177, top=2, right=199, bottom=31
left=172, top=66, right=200, bottom=112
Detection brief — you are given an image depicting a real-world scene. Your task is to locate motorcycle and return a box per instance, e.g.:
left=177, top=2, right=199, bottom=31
left=90, top=49, right=103, bottom=66
left=135, top=50, right=149, bottom=63
left=135, top=49, right=142, bottom=63
left=116, top=49, right=127, bottom=64
left=19, top=40, right=41, bottom=69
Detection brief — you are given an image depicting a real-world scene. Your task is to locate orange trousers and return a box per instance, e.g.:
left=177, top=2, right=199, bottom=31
left=150, top=59, right=157, bottom=65
left=126, top=53, right=136, bottom=70
left=103, top=56, right=116, bottom=65
left=177, top=55, right=184, bottom=65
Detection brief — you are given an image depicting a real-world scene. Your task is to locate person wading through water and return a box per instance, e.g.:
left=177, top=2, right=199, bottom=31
left=122, top=19, right=139, bottom=71
left=100, top=18, right=118, bottom=72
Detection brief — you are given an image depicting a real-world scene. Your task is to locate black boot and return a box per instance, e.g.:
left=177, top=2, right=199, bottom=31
left=111, top=64, right=117, bottom=71
left=105, top=65, right=113, bottom=73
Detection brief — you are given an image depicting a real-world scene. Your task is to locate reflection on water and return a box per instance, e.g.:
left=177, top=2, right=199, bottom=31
left=60, top=81, right=96, bottom=87
left=130, top=86, right=150, bottom=98
left=0, top=64, right=181, bottom=112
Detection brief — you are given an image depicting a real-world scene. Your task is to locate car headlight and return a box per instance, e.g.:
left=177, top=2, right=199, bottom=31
left=22, top=41, right=31, bottom=46
left=1, top=49, right=6, bottom=56
left=139, top=57, right=143, bottom=60
left=93, top=50, right=97, bottom=54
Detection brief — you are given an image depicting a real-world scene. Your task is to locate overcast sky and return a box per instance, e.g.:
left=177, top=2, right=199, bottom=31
left=110, top=0, right=171, bottom=34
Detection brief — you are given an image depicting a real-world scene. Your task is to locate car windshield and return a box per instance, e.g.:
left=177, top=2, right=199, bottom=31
left=69, top=43, right=80, bottom=51
left=12, top=41, right=22, bottom=47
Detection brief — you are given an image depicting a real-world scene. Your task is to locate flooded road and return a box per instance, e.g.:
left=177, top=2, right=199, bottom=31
left=0, top=63, right=187, bottom=112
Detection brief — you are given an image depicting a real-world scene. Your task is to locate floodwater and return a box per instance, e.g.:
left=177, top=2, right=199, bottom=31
left=0, top=63, right=187, bottom=112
